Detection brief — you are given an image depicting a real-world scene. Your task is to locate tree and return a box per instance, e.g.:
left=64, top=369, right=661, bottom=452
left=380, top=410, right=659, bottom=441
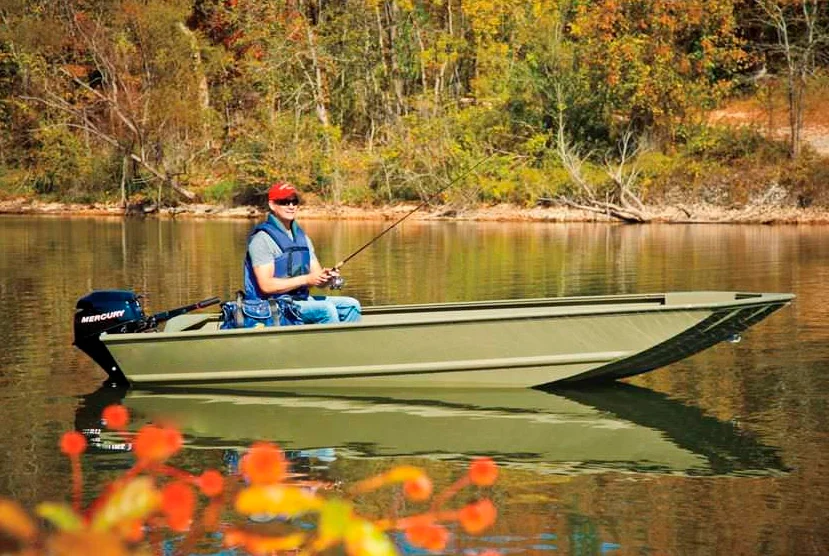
left=751, top=0, right=828, bottom=158
left=4, top=0, right=214, bottom=203
left=566, top=0, right=749, bottom=147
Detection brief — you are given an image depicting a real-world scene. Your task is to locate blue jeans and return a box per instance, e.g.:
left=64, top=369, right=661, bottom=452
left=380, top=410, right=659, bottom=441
left=294, top=295, right=361, bottom=324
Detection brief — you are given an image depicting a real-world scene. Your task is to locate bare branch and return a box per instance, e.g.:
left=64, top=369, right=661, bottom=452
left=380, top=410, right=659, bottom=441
left=552, top=86, right=649, bottom=223
left=603, top=130, right=647, bottom=214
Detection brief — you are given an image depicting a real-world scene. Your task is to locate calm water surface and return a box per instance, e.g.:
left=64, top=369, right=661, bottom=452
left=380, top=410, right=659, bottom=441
left=0, top=215, right=827, bottom=554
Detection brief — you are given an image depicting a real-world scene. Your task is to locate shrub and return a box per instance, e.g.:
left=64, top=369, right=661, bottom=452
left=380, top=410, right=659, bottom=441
left=677, top=124, right=788, bottom=162
left=780, top=154, right=829, bottom=208
left=202, top=179, right=238, bottom=206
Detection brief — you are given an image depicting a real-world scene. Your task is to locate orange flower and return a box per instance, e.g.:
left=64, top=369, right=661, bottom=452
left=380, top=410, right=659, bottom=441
left=198, top=469, right=224, bottom=498
left=224, top=529, right=246, bottom=547
left=102, top=405, right=129, bottom=430
left=459, top=499, right=497, bottom=534
left=60, top=431, right=87, bottom=457
left=133, top=425, right=183, bottom=462
left=161, top=481, right=195, bottom=532
left=468, top=457, right=498, bottom=486
left=405, top=521, right=449, bottom=552
left=240, top=442, right=287, bottom=485
left=118, top=519, right=145, bottom=543
left=403, top=475, right=433, bottom=502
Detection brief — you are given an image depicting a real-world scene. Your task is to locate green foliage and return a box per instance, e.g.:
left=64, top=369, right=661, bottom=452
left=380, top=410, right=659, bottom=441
left=678, top=124, right=789, bottom=161
left=27, top=127, right=94, bottom=198
left=632, top=151, right=678, bottom=199
left=334, top=149, right=376, bottom=205
left=0, top=166, right=28, bottom=199
left=780, top=154, right=829, bottom=208
left=202, top=179, right=238, bottom=205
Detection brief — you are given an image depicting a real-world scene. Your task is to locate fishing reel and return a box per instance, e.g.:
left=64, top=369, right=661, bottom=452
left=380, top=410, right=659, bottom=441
left=328, top=275, right=345, bottom=290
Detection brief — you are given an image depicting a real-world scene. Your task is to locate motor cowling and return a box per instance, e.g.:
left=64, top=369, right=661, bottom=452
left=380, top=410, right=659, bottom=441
left=74, top=290, right=147, bottom=388
left=74, top=290, right=146, bottom=342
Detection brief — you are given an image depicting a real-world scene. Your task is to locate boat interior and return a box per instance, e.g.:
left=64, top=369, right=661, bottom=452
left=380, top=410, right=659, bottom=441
left=161, top=291, right=781, bottom=334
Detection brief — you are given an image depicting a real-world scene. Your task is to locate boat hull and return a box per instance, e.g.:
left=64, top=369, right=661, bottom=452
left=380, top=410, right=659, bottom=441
left=100, top=291, right=793, bottom=390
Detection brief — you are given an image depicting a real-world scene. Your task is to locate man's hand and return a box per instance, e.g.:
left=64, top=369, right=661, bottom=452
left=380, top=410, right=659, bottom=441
left=306, top=267, right=332, bottom=287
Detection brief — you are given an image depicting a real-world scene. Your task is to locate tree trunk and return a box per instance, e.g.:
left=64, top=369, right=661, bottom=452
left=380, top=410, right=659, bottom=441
left=384, top=1, right=405, bottom=116
left=755, top=0, right=822, bottom=160
left=120, top=154, right=129, bottom=209
left=413, top=21, right=428, bottom=96
left=305, top=21, right=330, bottom=128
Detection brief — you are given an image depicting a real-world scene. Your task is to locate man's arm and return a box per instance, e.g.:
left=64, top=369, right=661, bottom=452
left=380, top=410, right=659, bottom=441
left=252, top=260, right=330, bottom=295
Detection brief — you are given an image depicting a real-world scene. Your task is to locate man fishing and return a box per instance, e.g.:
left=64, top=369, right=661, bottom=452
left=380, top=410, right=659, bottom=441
left=244, top=181, right=361, bottom=324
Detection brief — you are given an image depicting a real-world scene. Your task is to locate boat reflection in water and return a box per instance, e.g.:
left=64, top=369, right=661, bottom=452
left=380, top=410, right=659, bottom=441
left=76, top=383, right=786, bottom=477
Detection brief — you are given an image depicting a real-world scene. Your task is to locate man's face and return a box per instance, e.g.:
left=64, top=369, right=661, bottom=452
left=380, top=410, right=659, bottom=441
left=269, top=196, right=300, bottom=222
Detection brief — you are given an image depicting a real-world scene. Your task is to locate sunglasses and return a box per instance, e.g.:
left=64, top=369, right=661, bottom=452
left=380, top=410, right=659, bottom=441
left=274, top=197, right=300, bottom=206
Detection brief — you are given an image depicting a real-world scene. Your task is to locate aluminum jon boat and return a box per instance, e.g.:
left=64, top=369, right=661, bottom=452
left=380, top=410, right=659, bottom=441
left=73, top=290, right=794, bottom=390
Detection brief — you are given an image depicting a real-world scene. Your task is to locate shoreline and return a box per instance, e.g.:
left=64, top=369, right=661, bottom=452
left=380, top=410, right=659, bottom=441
left=2, top=197, right=829, bottom=224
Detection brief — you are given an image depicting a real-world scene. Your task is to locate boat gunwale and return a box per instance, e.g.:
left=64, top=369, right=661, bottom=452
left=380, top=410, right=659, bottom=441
left=102, top=291, right=794, bottom=345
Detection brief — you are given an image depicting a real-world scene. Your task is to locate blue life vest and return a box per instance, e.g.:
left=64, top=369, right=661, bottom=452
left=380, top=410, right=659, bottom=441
left=243, top=218, right=311, bottom=301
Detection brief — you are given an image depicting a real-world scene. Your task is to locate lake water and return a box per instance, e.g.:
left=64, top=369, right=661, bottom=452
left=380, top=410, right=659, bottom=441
left=0, top=215, right=827, bottom=554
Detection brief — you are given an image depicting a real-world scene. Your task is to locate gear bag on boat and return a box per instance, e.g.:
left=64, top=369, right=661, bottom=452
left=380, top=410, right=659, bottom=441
left=219, top=293, right=303, bottom=329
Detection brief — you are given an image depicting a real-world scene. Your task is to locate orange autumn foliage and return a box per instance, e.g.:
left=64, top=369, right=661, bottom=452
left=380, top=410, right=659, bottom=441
left=459, top=499, right=497, bottom=534
left=404, top=521, right=450, bottom=552
left=403, top=475, right=433, bottom=501
left=198, top=470, right=225, bottom=498
left=240, top=442, right=288, bottom=485
left=59, top=431, right=87, bottom=457
left=102, top=404, right=130, bottom=430
left=132, top=425, right=183, bottom=462
left=0, top=404, right=502, bottom=555
left=160, top=482, right=196, bottom=532
left=468, top=457, right=498, bottom=486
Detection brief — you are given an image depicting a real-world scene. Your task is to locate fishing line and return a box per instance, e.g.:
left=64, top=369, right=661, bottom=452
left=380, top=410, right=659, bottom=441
left=331, top=153, right=495, bottom=272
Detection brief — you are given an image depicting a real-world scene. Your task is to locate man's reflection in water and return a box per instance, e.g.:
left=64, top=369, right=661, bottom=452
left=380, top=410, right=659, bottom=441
left=222, top=447, right=336, bottom=476
left=223, top=447, right=339, bottom=524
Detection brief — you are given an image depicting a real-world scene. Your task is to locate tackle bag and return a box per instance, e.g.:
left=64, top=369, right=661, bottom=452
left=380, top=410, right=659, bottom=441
left=219, top=292, right=303, bottom=329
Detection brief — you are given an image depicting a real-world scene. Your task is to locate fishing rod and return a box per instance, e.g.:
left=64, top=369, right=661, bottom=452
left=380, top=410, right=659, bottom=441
left=330, top=153, right=495, bottom=279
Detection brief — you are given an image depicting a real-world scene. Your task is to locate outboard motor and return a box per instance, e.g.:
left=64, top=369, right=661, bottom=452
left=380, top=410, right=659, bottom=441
left=73, top=290, right=221, bottom=388
left=74, top=290, right=148, bottom=388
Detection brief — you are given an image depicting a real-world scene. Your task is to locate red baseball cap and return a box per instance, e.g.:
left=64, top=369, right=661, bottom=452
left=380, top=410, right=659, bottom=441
left=268, top=181, right=298, bottom=201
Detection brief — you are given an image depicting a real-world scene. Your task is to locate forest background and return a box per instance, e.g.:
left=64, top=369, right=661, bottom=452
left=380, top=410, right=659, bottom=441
left=0, top=0, right=827, bottom=222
